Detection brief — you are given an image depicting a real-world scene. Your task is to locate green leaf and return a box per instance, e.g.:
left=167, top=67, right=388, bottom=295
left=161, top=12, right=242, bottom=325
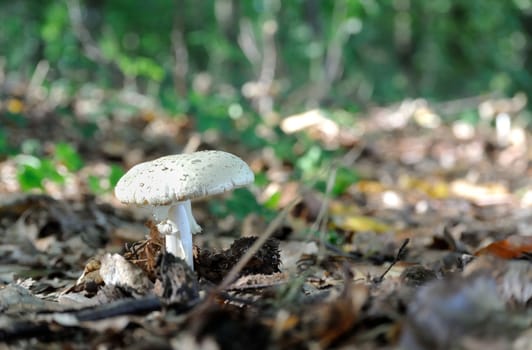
left=54, top=143, right=83, bottom=171
left=40, top=159, right=65, bottom=184
left=0, top=129, right=8, bottom=155
left=263, top=191, right=281, bottom=210
left=327, top=230, right=344, bottom=245
left=109, top=164, right=125, bottom=187
left=332, top=167, right=360, bottom=196
left=17, top=164, right=45, bottom=190
left=210, top=188, right=276, bottom=222
left=88, top=175, right=103, bottom=194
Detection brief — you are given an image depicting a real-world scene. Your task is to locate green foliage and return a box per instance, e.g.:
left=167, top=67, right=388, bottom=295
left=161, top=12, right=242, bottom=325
left=54, top=143, right=84, bottom=171
left=16, top=156, right=65, bottom=191
left=109, top=164, right=125, bottom=187
left=0, top=129, right=13, bottom=156
left=15, top=141, right=77, bottom=191
left=296, top=145, right=325, bottom=176
left=315, top=166, right=360, bottom=197
left=1, top=0, right=531, bottom=220
left=456, top=109, right=480, bottom=125
left=87, top=175, right=103, bottom=194
left=14, top=141, right=122, bottom=194
left=209, top=188, right=276, bottom=222
left=86, top=165, right=125, bottom=194
left=1, top=1, right=530, bottom=105
left=188, top=92, right=237, bottom=133
left=326, top=230, right=344, bottom=246
left=263, top=191, right=281, bottom=210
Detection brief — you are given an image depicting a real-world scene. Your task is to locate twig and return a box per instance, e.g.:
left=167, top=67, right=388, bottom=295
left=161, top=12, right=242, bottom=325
left=182, top=132, right=202, bottom=154
left=373, top=238, right=410, bottom=284
left=66, top=0, right=108, bottom=64
left=308, top=0, right=353, bottom=105
left=238, top=13, right=278, bottom=116
left=312, top=167, right=337, bottom=260
left=225, top=280, right=288, bottom=292
left=0, top=296, right=167, bottom=342
left=73, top=295, right=163, bottom=321
left=171, top=27, right=188, bottom=97
left=27, top=60, right=49, bottom=102
left=0, top=322, right=59, bottom=343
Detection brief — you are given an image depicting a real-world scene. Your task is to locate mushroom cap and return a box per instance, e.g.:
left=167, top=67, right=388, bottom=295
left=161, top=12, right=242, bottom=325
left=115, top=150, right=254, bottom=205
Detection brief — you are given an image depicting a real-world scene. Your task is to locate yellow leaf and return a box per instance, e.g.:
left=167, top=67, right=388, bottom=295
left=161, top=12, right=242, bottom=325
left=7, top=98, right=24, bottom=114
left=450, top=179, right=510, bottom=205
left=332, top=215, right=391, bottom=233
left=329, top=200, right=361, bottom=216
left=426, top=181, right=449, bottom=199
left=356, top=180, right=385, bottom=194
left=398, top=175, right=449, bottom=199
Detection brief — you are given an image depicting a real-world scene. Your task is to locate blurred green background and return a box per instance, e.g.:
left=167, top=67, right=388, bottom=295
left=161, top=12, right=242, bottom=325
left=1, top=0, right=531, bottom=197
left=1, top=0, right=530, bottom=110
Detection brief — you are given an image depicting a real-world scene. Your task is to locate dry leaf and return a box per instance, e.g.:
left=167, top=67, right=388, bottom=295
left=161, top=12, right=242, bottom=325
left=475, top=235, right=532, bottom=259
left=99, top=253, right=153, bottom=294
left=451, top=180, right=511, bottom=206
left=332, top=214, right=391, bottom=233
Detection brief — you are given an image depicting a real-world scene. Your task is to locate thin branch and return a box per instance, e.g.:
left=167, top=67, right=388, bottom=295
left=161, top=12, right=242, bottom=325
left=311, top=167, right=337, bottom=260
left=171, top=3, right=189, bottom=97
left=66, top=0, right=108, bottom=64
left=373, top=238, right=410, bottom=284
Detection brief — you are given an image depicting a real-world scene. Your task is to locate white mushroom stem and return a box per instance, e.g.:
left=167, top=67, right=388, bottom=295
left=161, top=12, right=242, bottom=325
left=153, top=200, right=199, bottom=269
left=168, top=203, right=194, bottom=268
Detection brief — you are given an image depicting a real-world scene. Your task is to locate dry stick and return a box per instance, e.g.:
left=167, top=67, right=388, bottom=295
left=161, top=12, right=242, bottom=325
left=312, top=166, right=337, bottom=261
left=27, top=61, right=49, bottom=101
left=66, top=0, right=108, bottom=64
left=373, top=238, right=410, bottom=284
left=215, top=197, right=301, bottom=293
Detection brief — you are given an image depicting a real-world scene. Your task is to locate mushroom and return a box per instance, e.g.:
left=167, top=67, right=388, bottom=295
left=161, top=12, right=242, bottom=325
left=115, top=150, right=254, bottom=270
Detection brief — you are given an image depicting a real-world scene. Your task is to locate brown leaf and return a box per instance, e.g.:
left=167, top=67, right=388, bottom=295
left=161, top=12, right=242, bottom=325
left=475, top=235, right=532, bottom=259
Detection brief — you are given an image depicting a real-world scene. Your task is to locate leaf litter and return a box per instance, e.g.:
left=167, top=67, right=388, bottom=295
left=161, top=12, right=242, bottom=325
left=0, top=94, right=532, bottom=349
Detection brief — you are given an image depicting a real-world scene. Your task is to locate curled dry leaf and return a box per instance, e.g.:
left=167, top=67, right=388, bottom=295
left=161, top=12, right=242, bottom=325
left=123, top=220, right=164, bottom=280
left=64, top=257, right=104, bottom=296
left=475, top=235, right=532, bottom=260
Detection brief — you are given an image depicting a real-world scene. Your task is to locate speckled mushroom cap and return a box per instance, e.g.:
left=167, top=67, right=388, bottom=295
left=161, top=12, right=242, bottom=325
left=115, top=151, right=254, bottom=205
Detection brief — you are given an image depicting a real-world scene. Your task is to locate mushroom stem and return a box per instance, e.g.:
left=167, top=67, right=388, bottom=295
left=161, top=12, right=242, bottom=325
left=168, top=201, right=194, bottom=269
left=165, top=231, right=181, bottom=258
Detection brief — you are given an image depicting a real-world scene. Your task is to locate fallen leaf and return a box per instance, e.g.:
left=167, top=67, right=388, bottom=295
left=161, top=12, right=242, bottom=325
left=399, top=175, right=450, bottom=199
left=451, top=179, right=511, bottom=206
left=332, top=215, right=391, bottom=233
left=281, top=109, right=339, bottom=137
left=475, top=235, right=532, bottom=259
left=355, top=180, right=386, bottom=194
left=7, top=98, right=24, bottom=114
left=99, top=253, right=153, bottom=294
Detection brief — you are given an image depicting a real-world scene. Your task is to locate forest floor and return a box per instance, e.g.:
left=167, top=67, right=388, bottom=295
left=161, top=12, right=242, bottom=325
left=0, top=89, right=531, bottom=349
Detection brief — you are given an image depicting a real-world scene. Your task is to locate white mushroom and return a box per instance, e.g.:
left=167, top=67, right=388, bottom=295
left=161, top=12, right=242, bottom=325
left=115, top=151, right=254, bottom=270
